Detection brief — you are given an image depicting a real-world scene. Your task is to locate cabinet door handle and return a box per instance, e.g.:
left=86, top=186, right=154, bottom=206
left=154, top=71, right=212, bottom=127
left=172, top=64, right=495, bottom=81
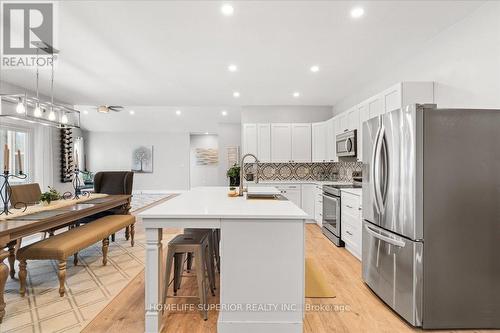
left=358, top=207, right=362, bottom=211
left=346, top=231, right=353, bottom=236
left=346, top=205, right=353, bottom=209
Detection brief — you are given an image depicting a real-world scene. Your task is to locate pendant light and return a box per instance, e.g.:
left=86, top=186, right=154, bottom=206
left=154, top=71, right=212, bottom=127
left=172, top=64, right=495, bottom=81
left=61, top=113, right=68, bottom=124
left=33, top=49, right=42, bottom=117
left=47, top=107, right=55, bottom=120
left=16, top=97, right=26, bottom=114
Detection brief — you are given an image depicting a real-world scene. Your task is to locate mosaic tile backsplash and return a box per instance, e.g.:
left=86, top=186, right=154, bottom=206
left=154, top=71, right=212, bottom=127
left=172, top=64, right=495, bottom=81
left=243, top=161, right=363, bottom=182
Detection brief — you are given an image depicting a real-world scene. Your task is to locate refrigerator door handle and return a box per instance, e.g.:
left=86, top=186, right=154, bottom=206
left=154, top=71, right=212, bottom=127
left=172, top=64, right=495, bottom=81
left=380, top=127, right=389, bottom=209
left=374, top=126, right=386, bottom=214
left=371, top=125, right=382, bottom=214
left=364, top=224, right=406, bottom=248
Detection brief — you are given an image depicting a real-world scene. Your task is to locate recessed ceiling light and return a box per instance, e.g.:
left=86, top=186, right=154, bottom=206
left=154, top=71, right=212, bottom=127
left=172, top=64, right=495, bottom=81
left=221, top=110, right=228, bottom=116
left=228, top=64, right=238, bottom=72
left=293, top=92, right=300, bottom=98
left=83, top=110, right=89, bottom=115
left=129, top=110, right=135, bottom=115
left=350, top=7, right=364, bottom=18
left=310, top=65, right=320, bottom=73
left=221, top=4, right=234, bottom=16
left=233, top=91, right=240, bottom=98
left=175, top=109, right=182, bottom=115
left=205, top=132, right=209, bottom=135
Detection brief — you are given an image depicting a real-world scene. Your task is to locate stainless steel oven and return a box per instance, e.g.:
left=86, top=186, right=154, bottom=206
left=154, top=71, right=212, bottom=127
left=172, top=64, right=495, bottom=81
left=321, top=186, right=344, bottom=247
left=336, top=130, right=357, bottom=157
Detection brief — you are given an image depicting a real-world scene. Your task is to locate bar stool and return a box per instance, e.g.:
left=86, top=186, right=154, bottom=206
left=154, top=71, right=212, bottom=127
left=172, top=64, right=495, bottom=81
left=184, top=229, right=218, bottom=290
left=162, top=232, right=213, bottom=320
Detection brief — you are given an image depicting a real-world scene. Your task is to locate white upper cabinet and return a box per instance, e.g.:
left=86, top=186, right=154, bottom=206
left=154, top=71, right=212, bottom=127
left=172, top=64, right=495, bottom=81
left=257, top=123, right=271, bottom=162
left=337, top=112, right=348, bottom=134
left=347, top=107, right=360, bottom=132
left=325, top=118, right=337, bottom=162
left=367, top=95, right=384, bottom=119
left=271, top=123, right=292, bottom=162
left=382, top=82, right=435, bottom=114
left=291, top=123, right=312, bottom=162
left=312, top=122, right=327, bottom=162
left=332, top=82, right=434, bottom=163
left=242, top=123, right=258, bottom=156
left=357, top=103, right=369, bottom=162
left=382, top=84, right=402, bottom=114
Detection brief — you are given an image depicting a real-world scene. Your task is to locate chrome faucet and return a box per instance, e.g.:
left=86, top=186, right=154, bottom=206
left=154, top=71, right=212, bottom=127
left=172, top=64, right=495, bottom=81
left=239, top=153, right=260, bottom=196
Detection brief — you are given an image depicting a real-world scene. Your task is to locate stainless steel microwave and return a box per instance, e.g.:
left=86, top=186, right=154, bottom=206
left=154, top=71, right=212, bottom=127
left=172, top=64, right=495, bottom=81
left=336, top=130, right=357, bottom=157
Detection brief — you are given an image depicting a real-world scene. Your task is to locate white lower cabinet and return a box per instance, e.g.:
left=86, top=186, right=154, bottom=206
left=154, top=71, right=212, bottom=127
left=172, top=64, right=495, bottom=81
left=341, top=191, right=362, bottom=260
left=250, top=182, right=322, bottom=224
left=314, top=185, right=323, bottom=227
left=301, top=184, right=316, bottom=220
left=277, top=185, right=301, bottom=208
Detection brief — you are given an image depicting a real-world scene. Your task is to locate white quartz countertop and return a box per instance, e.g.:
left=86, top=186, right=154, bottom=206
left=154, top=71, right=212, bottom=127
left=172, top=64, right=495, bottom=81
left=138, top=187, right=308, bottom=220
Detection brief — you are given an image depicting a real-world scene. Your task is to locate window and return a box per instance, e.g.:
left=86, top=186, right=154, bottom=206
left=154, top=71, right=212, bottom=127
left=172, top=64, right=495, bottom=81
left=0, top=126, right=30, bottom=182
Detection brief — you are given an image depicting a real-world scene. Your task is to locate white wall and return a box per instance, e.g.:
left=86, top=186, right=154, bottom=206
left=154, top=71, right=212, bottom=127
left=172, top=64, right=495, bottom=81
left=216, top=123, right=241, bottom=186
left=86, top=132, right=190, bottom=191
left=334, top=1, right=500, bottom=113
left=241, top=106, right=334, bottom=123
left=85, top=121, right=241, bottom=190
left=190, top=134, right=219, bottom=187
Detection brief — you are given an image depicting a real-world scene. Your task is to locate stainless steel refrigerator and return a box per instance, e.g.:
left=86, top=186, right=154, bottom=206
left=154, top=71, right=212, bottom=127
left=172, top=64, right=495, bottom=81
left=362, top=104, right=500, bottom=329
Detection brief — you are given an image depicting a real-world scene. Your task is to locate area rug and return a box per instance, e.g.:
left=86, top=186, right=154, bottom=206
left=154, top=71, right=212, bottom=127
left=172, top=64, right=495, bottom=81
left=0, top=193, right=176, bottom=333
left=305, top=257, right=336, bottom=298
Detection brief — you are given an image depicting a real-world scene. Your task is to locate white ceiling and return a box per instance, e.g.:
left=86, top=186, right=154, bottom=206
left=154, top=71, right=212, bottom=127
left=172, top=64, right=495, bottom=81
left=75, top=105, right=242, bottom=132
left=1, top=1, right=485, bottom=108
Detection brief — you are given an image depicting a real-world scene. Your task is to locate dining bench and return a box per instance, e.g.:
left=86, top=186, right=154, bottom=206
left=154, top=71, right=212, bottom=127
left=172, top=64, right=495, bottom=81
left=17, top=214, right=135, bottom=297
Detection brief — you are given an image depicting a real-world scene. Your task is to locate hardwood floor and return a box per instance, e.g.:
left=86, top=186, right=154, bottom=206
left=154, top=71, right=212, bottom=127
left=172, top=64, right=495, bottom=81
left=84, top=224, right=491, bottom=333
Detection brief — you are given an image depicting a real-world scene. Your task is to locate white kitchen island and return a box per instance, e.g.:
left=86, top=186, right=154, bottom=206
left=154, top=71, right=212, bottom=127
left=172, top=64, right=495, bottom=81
left=138, top=187, right=308, bottom=333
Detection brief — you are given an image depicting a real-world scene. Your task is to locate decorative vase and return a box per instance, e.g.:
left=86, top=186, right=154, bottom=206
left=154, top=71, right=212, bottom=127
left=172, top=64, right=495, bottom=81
left=229, top=176, right=240, bottom=187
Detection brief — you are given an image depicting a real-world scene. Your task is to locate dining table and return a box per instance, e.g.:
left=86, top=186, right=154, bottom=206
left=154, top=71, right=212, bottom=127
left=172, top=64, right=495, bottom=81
left=0, top=194, right=131, bottom=323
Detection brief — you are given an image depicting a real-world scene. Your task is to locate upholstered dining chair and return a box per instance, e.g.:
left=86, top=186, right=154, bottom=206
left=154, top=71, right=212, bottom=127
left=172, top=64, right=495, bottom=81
left=91, top=171, right=134, bottom=241
left=9, top=183, right=42, bottom=207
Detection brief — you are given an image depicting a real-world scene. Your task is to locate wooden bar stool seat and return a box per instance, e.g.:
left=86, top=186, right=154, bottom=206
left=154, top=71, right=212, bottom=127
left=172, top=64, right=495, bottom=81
left=162, top=232, right=214, bottom=320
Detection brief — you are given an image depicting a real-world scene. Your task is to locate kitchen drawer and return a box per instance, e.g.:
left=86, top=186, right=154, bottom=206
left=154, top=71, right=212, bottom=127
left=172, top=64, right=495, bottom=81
left=342, top=221, right=356, bottom=243
left=342, top=222, right=361, bottom=259
left=342, top=191, right=360, bottom=207
left=341, top=192, right=360, bottom=216
left=342, top=204, right=360, bottom=219
left=341, top=193, right=362, bottom=260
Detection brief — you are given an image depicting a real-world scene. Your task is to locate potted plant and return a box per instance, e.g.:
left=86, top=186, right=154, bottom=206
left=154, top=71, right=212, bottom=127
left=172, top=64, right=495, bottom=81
left=226, top=164, right=241, bottom=187
left=39, top=187, right=61, bottom=205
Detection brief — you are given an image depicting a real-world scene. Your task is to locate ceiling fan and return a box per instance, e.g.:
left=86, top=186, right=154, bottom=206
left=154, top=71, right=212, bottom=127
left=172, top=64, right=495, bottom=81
left=96, top=105, right=124, bottom=113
